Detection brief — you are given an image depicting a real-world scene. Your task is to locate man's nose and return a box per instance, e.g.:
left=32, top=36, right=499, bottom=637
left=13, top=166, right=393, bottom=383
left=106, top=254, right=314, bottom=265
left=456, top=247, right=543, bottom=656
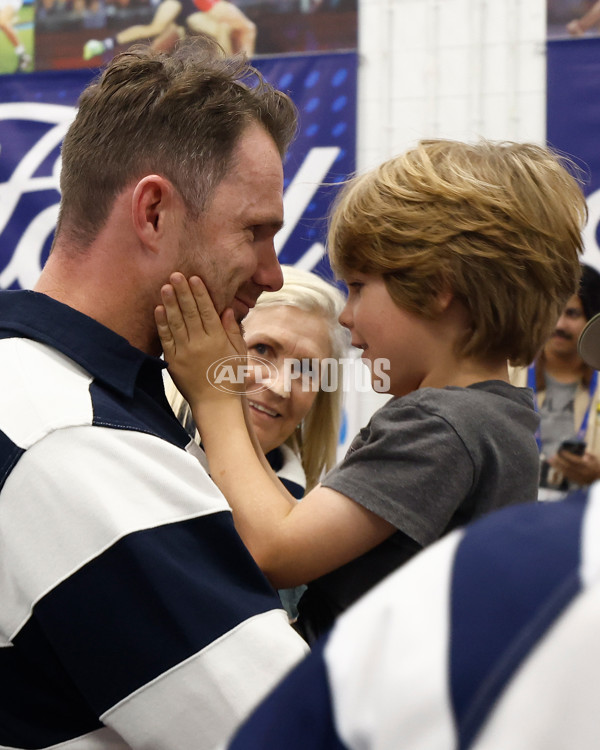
left=253, top=241, right=284, bottom=292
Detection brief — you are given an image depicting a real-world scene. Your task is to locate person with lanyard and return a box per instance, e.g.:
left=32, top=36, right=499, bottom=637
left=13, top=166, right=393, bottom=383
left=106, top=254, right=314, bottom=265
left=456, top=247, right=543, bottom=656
left=512, top=263, right=600, bottom=501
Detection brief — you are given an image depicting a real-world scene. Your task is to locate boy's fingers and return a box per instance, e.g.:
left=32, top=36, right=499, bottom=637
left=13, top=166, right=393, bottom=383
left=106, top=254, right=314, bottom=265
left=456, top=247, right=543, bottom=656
left=155, top=305, right=175, bottom=356
left=160, top=282, right=196, bottom=342
left=169, top=273, right=207, bottom=336
left=188, top=275, right=223, bottom=336
left=221, top=308, right=247, bottom=356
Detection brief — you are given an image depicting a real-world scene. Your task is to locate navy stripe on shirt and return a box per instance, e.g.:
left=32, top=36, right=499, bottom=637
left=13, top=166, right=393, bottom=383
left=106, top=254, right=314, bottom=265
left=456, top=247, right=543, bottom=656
left=1, top=512, right=282, bottom=746
left=90, top=378, right=190, bottom=448
left=0, top=428, right=24, bottom=491
left=449, top=493, right=586, bottom=749
left=228, top=636, right=347, bottom=750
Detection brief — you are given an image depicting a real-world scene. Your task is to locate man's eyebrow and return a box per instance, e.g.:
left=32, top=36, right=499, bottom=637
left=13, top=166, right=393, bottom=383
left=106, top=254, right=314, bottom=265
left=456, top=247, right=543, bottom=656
left=253, top=219, right=284, bottom=234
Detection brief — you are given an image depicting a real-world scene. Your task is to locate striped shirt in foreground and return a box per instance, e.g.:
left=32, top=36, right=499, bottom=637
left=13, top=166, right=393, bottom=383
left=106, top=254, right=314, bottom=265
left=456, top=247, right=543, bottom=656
left=228, top=487, right=600, bottom=749
left=0, top=290, right=308, bottom=750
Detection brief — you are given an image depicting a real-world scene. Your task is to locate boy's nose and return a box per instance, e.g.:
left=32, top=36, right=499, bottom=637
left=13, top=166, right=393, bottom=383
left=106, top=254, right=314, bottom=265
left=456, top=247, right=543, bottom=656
left=338, top=302, right=352, bottom=329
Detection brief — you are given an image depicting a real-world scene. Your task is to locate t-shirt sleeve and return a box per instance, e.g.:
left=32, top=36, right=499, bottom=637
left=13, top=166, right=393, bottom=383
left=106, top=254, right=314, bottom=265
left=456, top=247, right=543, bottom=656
left=321, top=398, right=475, bottom=546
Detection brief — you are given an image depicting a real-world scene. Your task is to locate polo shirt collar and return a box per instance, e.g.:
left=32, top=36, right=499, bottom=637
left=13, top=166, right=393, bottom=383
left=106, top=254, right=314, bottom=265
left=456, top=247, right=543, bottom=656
left=0, top=290, right=165, bottom=398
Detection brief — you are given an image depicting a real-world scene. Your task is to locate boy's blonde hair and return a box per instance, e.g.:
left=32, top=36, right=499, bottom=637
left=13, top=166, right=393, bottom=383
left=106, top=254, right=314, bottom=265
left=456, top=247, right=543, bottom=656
left=328, top=139, right=587, bottom=366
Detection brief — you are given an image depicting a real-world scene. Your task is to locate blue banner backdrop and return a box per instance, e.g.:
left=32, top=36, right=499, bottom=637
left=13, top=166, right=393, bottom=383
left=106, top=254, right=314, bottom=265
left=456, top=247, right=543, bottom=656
left=0, top=50, right=356, bottom=289
left=547, top=38, right=600, bottom=272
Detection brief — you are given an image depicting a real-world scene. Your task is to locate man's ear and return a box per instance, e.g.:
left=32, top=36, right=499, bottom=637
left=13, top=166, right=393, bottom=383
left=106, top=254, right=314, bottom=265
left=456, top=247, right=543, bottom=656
left=131, top=175, right=177, bottom=253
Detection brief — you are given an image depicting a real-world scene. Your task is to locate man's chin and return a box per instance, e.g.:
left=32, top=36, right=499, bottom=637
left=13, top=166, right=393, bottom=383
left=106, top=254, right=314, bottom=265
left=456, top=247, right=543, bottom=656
left=232, top=298, right=251, bottom=322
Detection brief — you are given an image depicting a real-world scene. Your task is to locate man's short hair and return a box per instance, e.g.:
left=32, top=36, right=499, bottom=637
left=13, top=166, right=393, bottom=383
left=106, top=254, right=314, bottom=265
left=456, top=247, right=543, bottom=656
left=56, top=36, right=298, bottom=248
left=327, top=139, right=587, bottom=366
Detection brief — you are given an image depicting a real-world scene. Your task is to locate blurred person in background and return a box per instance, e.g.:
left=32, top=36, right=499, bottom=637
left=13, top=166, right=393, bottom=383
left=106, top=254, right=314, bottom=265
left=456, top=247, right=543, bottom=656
left=512, top=263, right=600, bottom=501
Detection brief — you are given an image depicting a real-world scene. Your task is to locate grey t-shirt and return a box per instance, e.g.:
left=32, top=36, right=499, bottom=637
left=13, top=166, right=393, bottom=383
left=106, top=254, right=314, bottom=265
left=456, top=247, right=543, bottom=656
left=539, top=374, right=578, bottom=458
left=321, top=380, right=540, bottom=547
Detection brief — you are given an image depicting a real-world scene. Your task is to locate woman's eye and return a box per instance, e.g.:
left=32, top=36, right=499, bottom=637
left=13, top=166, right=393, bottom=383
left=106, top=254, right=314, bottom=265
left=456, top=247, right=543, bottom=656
left=300, top=358, right=318, bottom=375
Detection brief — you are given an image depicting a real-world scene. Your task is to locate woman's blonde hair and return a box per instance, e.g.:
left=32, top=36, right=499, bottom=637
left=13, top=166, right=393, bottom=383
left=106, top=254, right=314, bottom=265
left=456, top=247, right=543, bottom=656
left=166, top=265, right=348, bottom=491
left=251, top=265, right=348, bottom=491
left=328, top=139, right=587, bottom=366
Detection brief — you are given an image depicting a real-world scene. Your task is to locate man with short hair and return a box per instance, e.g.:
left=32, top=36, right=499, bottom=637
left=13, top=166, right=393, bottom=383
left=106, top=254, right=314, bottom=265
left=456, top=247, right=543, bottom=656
left=0, top=38, right=307, bottom=750
left=512, top=263, right=600, bottom=500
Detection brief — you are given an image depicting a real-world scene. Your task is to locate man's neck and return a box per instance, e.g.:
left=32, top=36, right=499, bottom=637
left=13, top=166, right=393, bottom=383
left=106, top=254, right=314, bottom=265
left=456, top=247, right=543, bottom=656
left=34, top=252, right=160, bottom=356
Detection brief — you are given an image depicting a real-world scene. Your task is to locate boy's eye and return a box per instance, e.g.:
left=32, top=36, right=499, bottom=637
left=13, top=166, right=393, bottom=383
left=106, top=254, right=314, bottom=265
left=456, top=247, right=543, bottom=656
left=347, top=282, right=363, bottom=293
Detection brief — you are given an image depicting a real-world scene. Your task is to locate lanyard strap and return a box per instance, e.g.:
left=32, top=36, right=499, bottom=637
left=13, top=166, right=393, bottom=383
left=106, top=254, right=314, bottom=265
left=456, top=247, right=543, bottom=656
left=527, top=364, right=598, bottom=450
left=577, top=369, right=598, bottom=439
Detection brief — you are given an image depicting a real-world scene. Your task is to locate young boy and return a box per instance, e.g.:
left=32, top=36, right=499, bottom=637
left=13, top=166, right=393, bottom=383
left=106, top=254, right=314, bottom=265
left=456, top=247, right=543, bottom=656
left=156, top=139, right=586, bottom=643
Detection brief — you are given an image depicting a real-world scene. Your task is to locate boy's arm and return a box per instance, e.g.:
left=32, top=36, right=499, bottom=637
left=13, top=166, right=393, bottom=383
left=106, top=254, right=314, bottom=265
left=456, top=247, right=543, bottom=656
left=156, top=273, right=295, bottom=503
left=156, top=274, right=396, bottom=588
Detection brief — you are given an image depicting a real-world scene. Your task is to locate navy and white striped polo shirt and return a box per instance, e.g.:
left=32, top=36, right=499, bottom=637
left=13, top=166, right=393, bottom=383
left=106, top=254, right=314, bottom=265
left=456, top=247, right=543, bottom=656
left=0, top=290, right=307, bottom=750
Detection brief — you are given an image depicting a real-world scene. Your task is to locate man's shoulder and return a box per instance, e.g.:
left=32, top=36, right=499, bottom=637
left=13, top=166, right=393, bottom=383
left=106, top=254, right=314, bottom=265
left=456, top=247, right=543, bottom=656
left=0, top=336, right=95, bottom=449
left=336, top=490, right=594, bottom=748
left=0, top=334, right=187, bottom=476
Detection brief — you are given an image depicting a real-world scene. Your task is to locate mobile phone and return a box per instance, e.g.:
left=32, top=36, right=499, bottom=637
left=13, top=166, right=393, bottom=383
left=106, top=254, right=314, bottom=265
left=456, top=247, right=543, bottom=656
left=558, top=439, right=587, bottom=456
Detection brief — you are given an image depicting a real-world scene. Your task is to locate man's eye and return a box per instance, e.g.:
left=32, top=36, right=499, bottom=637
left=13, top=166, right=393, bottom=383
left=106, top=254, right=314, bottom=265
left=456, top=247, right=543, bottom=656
left=250, top=343, right=270, bottom=357
left=249, top=225, right=268, bottom=240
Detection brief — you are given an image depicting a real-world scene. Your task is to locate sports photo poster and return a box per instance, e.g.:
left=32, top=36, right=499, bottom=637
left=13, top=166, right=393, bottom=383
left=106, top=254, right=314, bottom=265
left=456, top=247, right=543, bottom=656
left=0, top=0, right=356, bottom=74
left=547, top=0, right=600, bottom=40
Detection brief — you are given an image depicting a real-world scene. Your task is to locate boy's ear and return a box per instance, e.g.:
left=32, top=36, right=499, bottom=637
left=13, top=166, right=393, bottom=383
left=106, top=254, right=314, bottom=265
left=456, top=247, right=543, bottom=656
left=433, top=281, right=454, bottom=314
left=131, top=175, right=177, bottom=253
